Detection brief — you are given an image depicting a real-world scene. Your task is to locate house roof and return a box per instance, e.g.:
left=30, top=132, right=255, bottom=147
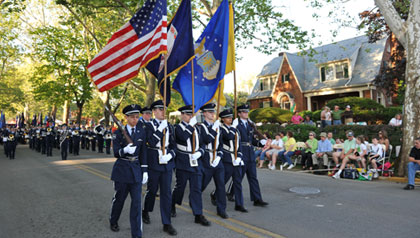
left=248, top=35, right=387, bottom=100
left=257, top=56, right=283, bottom=77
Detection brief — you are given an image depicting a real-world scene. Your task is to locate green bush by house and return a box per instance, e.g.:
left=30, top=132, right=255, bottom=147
left=249, top=107, right=292, bottom=123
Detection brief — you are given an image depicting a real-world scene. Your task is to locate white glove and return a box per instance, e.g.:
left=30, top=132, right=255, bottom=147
left=260, top=139, right=267, bottom=146
left=233, top=157, right=241, bottom=166
left=189, top=116, right=197, bottom=127
left=212, top=120, right=221, bottom=131
left=211, top=156, right=221, bottom=168
left=240, top=160, right=245, bottom=166
left=123, top=144, right=137, bottom=155
left=158, top=120, right=168, bottom=132
left=142, top=172, right=148, bottom=184
left=161, top=153, right=173, bottom=163
left=192, top=151, right=201, bottom=160
left=232, top=118, right=239, bottom=128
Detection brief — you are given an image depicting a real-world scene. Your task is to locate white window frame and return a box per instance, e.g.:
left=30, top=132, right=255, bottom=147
left=319, top=60, right=350, bottom=82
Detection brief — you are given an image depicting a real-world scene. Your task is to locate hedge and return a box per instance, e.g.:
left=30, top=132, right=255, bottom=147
left=249, top=107, right=292, bottom=123
left=326, top=97, right=384, bottom=111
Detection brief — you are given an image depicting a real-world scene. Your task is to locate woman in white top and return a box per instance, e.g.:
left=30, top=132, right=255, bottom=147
left=265, top=133, right=284, bottom=170
left=388, top=114, right=402, bottom=126
left=368, top=137, right=384, bottom=178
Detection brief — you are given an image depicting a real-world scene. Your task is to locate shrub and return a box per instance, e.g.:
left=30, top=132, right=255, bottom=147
left=249, top=107, right=292, bottom=123
left=326, top=97, right=384, bottom=111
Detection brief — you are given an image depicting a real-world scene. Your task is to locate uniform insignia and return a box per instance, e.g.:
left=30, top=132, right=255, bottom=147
left=112, top=134, right=117, bottom=140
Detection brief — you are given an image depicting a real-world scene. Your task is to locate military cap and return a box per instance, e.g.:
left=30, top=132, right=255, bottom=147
left=200, top=103, right=216, bottom=112
left=140, top=106, right=152, bottom=114
left=122, top=104, right=141, bottom=115
left=219, top=108, right=233, bottom=118
left=150, top=100, right=165, bottom=110
left=237, top=104, right=250, bottom=113
left=178, top=105, right=193, bottom=114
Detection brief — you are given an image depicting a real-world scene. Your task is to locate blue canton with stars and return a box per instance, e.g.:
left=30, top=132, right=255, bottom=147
left=129, top=0, right=167, bottom=38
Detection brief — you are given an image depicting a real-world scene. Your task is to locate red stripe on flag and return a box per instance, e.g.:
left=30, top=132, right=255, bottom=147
left=98, top=71, right=139, bottom=92
left=107, top=24, right=133, bottom=44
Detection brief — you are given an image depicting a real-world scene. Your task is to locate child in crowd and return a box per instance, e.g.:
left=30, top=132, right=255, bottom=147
left=255, top=133, right=272, bottom=168
left=265, top=133, right=284, bottom=170
left=368, top=137, right=384, bottom=178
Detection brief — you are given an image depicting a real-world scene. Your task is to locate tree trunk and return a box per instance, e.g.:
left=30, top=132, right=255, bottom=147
left=104, top=91, right=111, bottom=126
left=63, top=100, right=69, bottom=124
left=50, top=105, right=57, bottom=123
left=76, top=102, right=84, bottom=125
left=398, top=0, right=420, bottom=176
left=143, top=69, right=155, bottom=106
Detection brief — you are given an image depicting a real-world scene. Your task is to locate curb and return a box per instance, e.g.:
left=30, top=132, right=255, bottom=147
left=378, top=176, right=420, bottom=184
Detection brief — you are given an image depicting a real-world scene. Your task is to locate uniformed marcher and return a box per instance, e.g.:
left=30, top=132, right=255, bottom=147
left=104, top=125, right=113, bottom=155
left=139, top=106, right=152, bottom=125
left=60, top=124, right=70, bottom=160
left=90, top=127, right=96, bottom=151
left=198, top=103, right=228, bottom=219
left=142, top=100, right=177, bottom=235
left=86, top=127, right=91, bottom=150
left=95, top=124, right=105, bottom=153
left=234, top=104, right=268, bottom=207
left=72, top=125, right=81, bottom=156
left=171, top=105, right=210, bottom=226
left=46, top=126, right=55, bottom=157
left=35, top=126, right=41, bottom=152
left=40, top=125, right=47, bottom=154
left=68, top=125, right=74, bottom=154
left=109, top=104, right=148, bottom=238
left=80, top=126, right=87, bottom=149
left=5, top=127, right=18, bottom=159
left=218, top=108, right=248, bottom=212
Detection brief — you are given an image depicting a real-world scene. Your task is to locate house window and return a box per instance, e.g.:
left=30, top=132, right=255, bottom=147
left=270, top=76, right=275, bottom=89
left=281, top=73, right=290, bottom=83
left=280, top=95, right=290, bottom=110
left=335, top=63, right=349, bottom=79
left=259, top=79, right=263, bottom=91
left=320, top=66, right=334, bottom=82
left=263, top=101, right=271, bottom=108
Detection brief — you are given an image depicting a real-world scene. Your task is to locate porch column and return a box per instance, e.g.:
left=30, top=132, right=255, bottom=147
left=359, top=90, right=363, bottom=98
left=306, top=96, right=312, bottom=111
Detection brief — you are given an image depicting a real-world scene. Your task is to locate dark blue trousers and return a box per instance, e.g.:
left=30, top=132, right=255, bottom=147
left=240, top=159, right=262, bottom=202
left=110, top=181, right=142, bottom=238
left=223, top=162, right=244, bottom=207
left=202, top=166, right=226, bottom=213
left=172, top=169, right=203, bottom=216
left=144, top=169, right=173, bottom=225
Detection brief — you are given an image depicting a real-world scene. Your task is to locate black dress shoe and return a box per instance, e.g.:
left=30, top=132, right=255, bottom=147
left=163, top=224, right=177, bottom=236
left=142, top=210, right=150, bottom=224
left=195, top=215, right=211, bottom=226
left=210, top=192, right=216, bottom=206
left=110, top=223, right=119, bottom=232
left=234, top=205, right=248, bottom=213
left=171, top=204, right=177, bottom=217
left=227, top=194, right=235, bottom=202
left=253, top=200, right=269, bottom=207
left=403, top=184, right=415, bottom=190
left=217, top=211, right=229, bottom=219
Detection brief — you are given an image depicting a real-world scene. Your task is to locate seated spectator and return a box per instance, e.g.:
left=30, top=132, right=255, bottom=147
left=303, top=115, right=315, bottom=126
left=333, top=136, right=368, bottom=179
left=332, top=105, right=343, bottom=125
left=291, top=111, right=303, bottom=124
left=328, top=132, right=336, bottom=145
left=341, top=105, right=354, bottom=124
left=255, top=132, right=272, bottom=169
left=332, top=131, right=356, bottom=169
left=312, top=132, right=333, bottom=170
left=280, top=131, right=288, bottom=144
left=389, top=114, right=402, bottom=126
left=378, top=130, right=390, bottom=156
left=301, top=132, right=318, bottom=170
left=368, top=137, right=384, bottom=178
left=278, top=131, right=296, bottom=170
left=265, top=133, right=284, bottom=170
left=403, top=137, right=420, bottom=190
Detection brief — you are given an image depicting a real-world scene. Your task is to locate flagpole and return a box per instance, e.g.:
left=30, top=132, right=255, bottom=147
left=162, top=53, right=168, bottom=155
left=234, top=70, right=237, bottom=119
left=212, top=81, right=222, bottom=163
left=191, top=60, right=196, bottom=154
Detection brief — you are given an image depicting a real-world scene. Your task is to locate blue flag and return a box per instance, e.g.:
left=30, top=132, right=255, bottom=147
left=173, top=0, right=230, bottom=113
left=0, top=111, right=5, bottom=128
left=146, top=0, right=195, bottom=106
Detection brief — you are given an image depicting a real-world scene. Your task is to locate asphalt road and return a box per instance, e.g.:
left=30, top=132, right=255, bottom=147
left=0, top=145, right=419, bottom=238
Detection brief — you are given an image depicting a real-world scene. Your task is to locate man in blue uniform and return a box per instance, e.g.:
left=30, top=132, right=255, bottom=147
left=46, top=126, right=55, bottom=157
left=60, top=124, right=69, bottom=160
left=139, top=106, right=152, bottom=125
left=219, top=109, right=248, bottom=212
left=198, top=103, right=228, bottom=219
left=109, top=104, right=149, bottom=238
left=171, top=105, right=210, bottom=226
left=142, top=100, right=177, bottom=235
left=234, top=104, right=268, bottom=207
left=104, top=125, right=113, bottom=155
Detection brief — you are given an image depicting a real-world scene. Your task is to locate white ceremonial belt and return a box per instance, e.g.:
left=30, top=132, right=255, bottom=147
left=223, top=144, right=234, bottom=153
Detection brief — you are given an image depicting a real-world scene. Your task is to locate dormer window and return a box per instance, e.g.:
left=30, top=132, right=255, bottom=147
left=259, top=76, right=276, bottom=91
left=320, top=61, right=349, bottom=82
left=281, top=73, right=290, bottom=83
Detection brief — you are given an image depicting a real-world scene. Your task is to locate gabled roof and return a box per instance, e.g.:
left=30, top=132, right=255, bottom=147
left=248, top=35, right=387, bottom=100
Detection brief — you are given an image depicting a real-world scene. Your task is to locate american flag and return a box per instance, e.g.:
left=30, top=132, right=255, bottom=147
left=88, top=0, right=167, bottom=92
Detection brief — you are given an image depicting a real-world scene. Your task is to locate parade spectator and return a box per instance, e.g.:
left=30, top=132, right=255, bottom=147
left=368, top=137, right=384, bottom=178
left=332, top=131, right=356, bottom=168
left=303, top=115, right=315, bottom=126
left=328, top=132, right=336, bottom=145
left=341, top=105, right=354, bottom=124
left=255, top=133, right=272, bottom=169
left=389, top=114, right=402, bottom=126
left=301, top=132, right=318, bottom=170
left=332, top=105, right=343, bottom=125
left=312, top=132, right=333, bottom=170
left=403, top=137, right=420, bottom=190
left=291, top=111, right=303, bottom=124
left=320, top=107, right=327, bottom=128
left=325, top=107, right=332, bottom=126
left=266, top=133, right=284, bottom=170
left=333, top=135, right=367, bottom=179
left=378, top=130, right=390, bottom=156
left=278, top=131, right=297, bottom=170
left=280, top=131, right=288, bottom=143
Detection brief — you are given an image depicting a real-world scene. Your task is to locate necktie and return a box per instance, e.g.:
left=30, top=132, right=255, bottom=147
left=131, top=128, right=135, bottom=140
